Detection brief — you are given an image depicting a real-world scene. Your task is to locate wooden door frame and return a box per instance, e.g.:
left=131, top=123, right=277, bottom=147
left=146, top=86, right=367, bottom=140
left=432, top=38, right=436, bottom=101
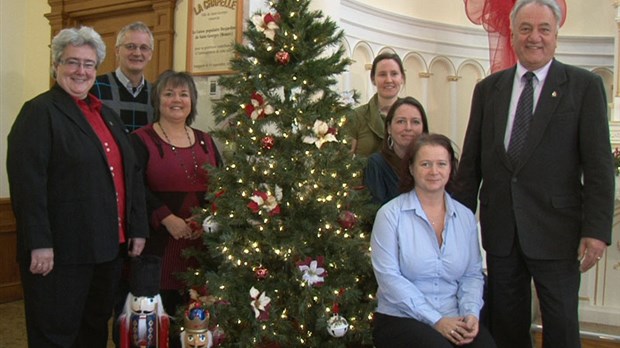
left=45, top=0, right=177, bottom=80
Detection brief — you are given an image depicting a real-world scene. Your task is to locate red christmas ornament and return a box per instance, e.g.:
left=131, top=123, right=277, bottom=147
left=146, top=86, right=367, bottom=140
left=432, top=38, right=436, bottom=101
left=255, top=267, right=269, bottom=280
left=338, top=210, right=357, bottom=230
left=187, top=220, right=201, bottom=232
left=260, top=136, right=275, bottom=150
left=275, top=50, right=290, bottom=65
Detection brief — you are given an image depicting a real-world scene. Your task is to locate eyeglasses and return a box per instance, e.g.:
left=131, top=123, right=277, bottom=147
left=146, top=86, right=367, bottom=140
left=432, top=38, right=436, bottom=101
left=121, top=43, right=152, bottom=52
left=59, top=58, right=97, bottom=71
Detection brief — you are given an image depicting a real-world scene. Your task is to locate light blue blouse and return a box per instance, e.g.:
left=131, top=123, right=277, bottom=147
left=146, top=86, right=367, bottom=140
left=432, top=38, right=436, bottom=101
left=371, top=190, right=484, bottom=326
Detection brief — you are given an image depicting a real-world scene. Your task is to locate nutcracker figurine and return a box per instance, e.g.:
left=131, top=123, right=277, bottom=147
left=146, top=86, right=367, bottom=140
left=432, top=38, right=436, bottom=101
left=180, top=300, right=212, bottom=348
left=119, top=255, right=170, bottom=348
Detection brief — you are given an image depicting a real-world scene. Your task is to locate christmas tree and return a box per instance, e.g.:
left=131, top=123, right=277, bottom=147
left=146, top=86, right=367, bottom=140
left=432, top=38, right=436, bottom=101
left=184, top=0, right=377, bottom=346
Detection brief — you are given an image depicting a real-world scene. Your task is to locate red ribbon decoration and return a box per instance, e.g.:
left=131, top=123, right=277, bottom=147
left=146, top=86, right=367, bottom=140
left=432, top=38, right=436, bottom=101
left=464, top=0, right=566, bottom=73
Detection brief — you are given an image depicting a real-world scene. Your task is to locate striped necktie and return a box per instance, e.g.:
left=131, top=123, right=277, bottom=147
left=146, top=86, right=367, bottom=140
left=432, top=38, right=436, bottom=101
left=507, top=71, right=535, bottom=165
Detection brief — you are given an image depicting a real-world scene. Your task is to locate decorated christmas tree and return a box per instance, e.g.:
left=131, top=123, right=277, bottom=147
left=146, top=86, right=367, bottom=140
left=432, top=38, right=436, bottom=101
left=184, top=0, right=377, bottom=346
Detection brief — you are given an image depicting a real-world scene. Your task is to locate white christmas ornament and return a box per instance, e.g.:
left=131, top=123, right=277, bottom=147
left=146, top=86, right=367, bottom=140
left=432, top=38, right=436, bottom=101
left=326, top=314, right=349, bottom=338
left=202, top=215, right=219, bottom=233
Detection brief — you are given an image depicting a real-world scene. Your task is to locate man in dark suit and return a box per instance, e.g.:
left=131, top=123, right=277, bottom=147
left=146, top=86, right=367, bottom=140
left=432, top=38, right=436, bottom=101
left=7, top=27, right=148, bottom=347
left=453, top=0, right=614, bottom=347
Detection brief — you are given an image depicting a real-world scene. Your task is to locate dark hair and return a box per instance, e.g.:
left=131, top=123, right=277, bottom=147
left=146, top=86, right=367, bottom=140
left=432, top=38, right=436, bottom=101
left=381, top=96, right=430, bottom=180
left=399, top=133, right=459, bottom=193
left=370, top=52, right=405, bottom=83
left=152, top=70, right=198, bottom=125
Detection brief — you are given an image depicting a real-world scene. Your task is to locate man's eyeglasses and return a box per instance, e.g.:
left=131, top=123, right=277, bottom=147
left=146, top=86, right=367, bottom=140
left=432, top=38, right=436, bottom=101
left=121, top=43, right=152, bottom=52
left=59, top=59, right=97, bottom=71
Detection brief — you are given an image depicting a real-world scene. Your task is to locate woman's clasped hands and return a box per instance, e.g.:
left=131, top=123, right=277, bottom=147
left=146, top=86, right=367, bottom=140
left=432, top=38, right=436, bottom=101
left=434, top=315, right=479, bottom=346
left=161, top=214, right=202, bottom=240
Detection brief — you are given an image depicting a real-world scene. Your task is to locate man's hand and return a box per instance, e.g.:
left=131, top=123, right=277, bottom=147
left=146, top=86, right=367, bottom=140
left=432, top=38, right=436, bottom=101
left=30, top=248, right=54, bottom=276
left=578, top=237, right=607, bottom=272
left=128, top=238, right=146, bottom=257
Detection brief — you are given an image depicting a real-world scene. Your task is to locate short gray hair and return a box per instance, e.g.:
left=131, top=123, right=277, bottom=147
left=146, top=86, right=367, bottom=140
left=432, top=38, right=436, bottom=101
left=50, top=26, right=106, bottom=77
left=510, top=0, right=562, bottom=29
left=116, top=22, right=154, bottom=50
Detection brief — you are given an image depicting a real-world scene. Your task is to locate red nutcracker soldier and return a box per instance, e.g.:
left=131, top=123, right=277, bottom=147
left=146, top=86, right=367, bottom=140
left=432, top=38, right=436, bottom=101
left=119, top=255, right=170, bottom=348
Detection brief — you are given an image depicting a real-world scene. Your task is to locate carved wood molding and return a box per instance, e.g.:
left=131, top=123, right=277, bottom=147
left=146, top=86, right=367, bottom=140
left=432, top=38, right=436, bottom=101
left=45, top=0, right=178, bottom=79
left=0, top=198, right=15, bottom=234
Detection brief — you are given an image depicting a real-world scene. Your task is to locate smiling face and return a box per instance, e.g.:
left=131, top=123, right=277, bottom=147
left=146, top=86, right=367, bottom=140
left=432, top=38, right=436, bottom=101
left=371, top=58, right=404, bottom=100
left=54, top=44, right=98, bottom=99
left=388, top=104, right=425, bottom=156
left=410, top=144, right=451, bottom=195
left=159, top=83, right=192, bottom=123
left=116, top=30, right=153, bottom=75
left=511, top=2, right=558, bottom=71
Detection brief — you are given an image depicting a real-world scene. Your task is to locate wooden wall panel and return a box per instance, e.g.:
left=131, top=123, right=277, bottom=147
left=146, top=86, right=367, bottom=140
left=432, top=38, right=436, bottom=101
left=0, top=198, right=22, bottom=303
left=45, top=0, right=176, bottom=82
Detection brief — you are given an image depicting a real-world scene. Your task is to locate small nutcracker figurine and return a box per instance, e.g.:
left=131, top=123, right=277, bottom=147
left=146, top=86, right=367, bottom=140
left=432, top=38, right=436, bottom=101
left=180, top=287, right=225, bottom=348
left=180, top=300, right=212, bottom=348
left=119, top=255, right=170, bottom=348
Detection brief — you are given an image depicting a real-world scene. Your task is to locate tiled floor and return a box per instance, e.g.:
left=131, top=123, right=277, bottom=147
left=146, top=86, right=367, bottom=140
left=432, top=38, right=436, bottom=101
left=0, top=300, right=115, bottom=348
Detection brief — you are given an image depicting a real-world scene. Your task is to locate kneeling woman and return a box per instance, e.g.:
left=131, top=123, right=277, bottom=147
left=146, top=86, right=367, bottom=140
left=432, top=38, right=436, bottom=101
left=371, top=134, right=495, bottom=348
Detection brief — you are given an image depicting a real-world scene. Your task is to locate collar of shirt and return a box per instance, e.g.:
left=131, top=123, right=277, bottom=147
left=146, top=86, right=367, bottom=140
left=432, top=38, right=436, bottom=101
left=504, top=59, right=554, bottom=149
left=115, top=67, right=145, bottom=97
left=71, top=93, right=103, bottom=114
left=403, top=190, right=458, bottom=222
left=515, top=59, right=552, bottom=88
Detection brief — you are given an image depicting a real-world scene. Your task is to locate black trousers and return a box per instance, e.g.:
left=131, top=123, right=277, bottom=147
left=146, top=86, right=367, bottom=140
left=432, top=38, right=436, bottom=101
left=373, top=312, right=496, bottom=348
left=20, top=254, right=123, bottom=348
left=486, top=238, right=581, bottom=348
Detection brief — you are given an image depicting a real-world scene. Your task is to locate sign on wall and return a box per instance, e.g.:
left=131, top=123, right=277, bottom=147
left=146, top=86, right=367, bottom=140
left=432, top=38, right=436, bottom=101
left=187, top=0, right=243, bottom=75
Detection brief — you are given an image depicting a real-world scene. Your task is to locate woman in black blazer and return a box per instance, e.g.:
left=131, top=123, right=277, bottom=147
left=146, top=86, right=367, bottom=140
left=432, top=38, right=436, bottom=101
left=7, top=26, right=148, bottom=347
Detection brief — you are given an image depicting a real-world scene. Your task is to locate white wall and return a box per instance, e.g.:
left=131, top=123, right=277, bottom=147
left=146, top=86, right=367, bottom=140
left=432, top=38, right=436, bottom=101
left=0, top=0, right=51, bottom=197
left=353, top=0, right=617, bottom=36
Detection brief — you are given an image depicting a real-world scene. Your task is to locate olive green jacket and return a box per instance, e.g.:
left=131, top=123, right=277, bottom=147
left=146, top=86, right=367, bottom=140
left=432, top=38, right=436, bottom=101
left=347, top=94, right=384, bottom=157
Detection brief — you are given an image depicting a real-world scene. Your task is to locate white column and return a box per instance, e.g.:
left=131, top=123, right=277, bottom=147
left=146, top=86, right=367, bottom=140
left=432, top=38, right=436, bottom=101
left=418, top=72, right=431, bottom=114
left=308, top=0, right=340, bottom=23
left=309, top=0, right=344, bottom=94
left=448, top=75, right=460, bottom=141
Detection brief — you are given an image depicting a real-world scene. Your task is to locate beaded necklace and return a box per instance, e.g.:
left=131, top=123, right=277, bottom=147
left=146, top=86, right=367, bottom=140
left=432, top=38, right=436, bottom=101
left=158, top=121, right=200, bottom=184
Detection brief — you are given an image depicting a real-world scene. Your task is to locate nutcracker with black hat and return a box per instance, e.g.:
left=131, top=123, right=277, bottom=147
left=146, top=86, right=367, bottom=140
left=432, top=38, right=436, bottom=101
left=119, top=255, right=170, bottom=348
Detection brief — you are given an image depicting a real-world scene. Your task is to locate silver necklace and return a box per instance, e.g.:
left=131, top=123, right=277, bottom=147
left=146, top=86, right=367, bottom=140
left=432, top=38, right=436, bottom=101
left=158, top=121, right=200, bottom=184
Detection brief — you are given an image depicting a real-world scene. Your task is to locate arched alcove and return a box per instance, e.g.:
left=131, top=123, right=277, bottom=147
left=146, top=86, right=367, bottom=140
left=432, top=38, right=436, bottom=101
left=428, top=57, right=456, bottom=138
left=593, top=67, right=614, bottom=120
left=455, top=60, right=486, bottom=148
left=402, top=52, right=427, bottom=103
left=351, top=42, right=373, bottom=103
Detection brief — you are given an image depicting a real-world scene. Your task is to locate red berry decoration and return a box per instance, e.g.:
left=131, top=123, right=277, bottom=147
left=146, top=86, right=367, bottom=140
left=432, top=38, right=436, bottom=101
left=338, top=210, right=357, bottom=230
left=275, top=50, right=290, bottom=65
left=188, top=220, right=201, bottom=232
left=255, top=267, right=269, bottom=280
left=261, top=136, right=275, bottom=150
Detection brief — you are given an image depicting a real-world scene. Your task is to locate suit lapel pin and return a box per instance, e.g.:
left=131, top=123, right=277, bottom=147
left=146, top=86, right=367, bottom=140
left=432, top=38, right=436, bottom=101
left=551, top=91, right=557, bottom=97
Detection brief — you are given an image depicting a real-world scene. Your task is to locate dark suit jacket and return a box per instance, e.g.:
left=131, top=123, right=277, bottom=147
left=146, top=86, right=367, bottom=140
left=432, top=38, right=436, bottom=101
left=7, top=84, right=149, bottom=265
left=454, top=59, right=614, bottom=260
